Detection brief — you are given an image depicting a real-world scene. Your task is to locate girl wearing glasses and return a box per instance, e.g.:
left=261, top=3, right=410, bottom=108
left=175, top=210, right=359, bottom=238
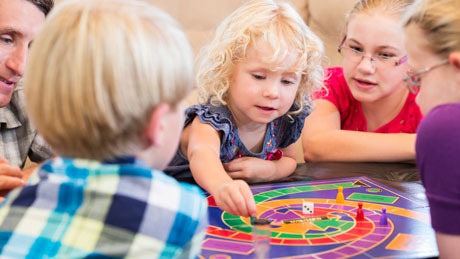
left=404, top=0, right=460, bottom=257
left=302, top=0, right=422, bottom=162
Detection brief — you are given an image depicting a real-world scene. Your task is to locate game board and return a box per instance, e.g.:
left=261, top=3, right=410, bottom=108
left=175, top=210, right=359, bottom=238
left=199, top=177, right=438, bottom=259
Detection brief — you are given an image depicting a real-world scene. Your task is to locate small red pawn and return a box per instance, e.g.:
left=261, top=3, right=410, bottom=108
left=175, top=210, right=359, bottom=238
left=379, top=207, right=388, bottom=226
left=356, top=202, right=364, bottom=221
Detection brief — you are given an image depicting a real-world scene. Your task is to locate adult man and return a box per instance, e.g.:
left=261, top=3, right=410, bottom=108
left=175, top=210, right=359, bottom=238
left=0, top=0, right=54, bottom=196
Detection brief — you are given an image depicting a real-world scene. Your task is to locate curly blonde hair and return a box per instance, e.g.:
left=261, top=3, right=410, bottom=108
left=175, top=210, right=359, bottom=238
left=196, top=0, right=324, bottom=114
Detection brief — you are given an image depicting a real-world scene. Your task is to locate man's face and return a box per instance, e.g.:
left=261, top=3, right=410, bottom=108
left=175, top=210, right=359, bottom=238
left=0, top=0, right=45, bottom=107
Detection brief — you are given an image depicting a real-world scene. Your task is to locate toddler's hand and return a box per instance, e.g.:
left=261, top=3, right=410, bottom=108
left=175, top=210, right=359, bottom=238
left=224, top=156, right=271, bottom=183
left=211, top=179, right=257, bottom=217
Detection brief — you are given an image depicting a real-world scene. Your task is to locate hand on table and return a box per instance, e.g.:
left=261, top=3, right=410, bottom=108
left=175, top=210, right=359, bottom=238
left=211, top=179, right=257, bottom=217
left=224, top=156, right=271, bottom=183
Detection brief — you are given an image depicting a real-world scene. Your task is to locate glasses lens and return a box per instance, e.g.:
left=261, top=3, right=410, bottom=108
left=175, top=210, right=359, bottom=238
left=339, top=47, right=400, bottom=68
left=340, top=47, right=363, bottom=63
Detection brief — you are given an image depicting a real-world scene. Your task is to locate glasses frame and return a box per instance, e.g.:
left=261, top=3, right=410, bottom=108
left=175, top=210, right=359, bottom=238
left=338, top=45, right=408, bottom=68
left=337, top=35, right=407, bottom=67
left=404, top=59, right=449, bottom=94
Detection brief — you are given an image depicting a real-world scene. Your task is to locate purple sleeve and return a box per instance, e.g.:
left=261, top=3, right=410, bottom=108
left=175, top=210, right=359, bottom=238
left=416, top=103, right=460, bottom=235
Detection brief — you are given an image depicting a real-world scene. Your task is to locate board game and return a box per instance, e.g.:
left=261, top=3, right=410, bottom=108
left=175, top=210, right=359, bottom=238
left=199, top=177, right=438, bottom=259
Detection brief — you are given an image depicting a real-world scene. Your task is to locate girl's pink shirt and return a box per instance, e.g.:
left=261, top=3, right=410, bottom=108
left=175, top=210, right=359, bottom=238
left=314, top=67, right=423, bottom=133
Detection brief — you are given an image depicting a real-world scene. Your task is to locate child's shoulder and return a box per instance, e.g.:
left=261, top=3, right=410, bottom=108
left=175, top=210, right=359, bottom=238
left=419, top=103, right=460, bottom=135
left=326, top=66, right=344, bottom=75
left=186, top=103, right=230, bottom=117
left=185, top=103, right=234, bottom=130
left=324, top=66, right=346, bottom=85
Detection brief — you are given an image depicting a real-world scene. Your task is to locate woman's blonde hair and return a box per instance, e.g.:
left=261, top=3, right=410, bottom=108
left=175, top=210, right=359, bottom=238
left=403, top=0, right=460, bottom=58
left=25, top=0, right=194, bottom=159
left=196, top=0, right=324, bottom=114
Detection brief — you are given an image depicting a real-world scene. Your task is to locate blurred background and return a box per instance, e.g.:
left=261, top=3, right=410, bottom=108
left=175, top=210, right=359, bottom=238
left=148, top=0, right=359, bottom=67
left=144, top=0, right=359, bottom=161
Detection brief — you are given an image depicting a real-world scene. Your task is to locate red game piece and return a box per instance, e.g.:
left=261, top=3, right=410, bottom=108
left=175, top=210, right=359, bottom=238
left=356, top=202, right=364, bottom=221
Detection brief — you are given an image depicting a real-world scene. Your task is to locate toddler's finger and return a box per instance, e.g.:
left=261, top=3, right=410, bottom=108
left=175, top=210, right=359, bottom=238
left=239, top=182, right=257, bottom=217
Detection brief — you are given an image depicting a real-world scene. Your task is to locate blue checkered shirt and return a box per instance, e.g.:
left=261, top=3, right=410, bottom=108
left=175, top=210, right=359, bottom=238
left=0, top=157, right=208, bottom=258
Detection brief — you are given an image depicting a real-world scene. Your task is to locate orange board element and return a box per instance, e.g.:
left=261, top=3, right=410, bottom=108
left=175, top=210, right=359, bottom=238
left=386, top=233, right=435, bottom=253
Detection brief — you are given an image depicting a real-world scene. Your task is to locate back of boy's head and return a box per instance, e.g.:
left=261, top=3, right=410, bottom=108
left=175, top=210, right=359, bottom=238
left=196, top=0, right=324, bottom=114
left=403, top=0, right=460, bottom=58
left=25, top=0, right=194, bottom=160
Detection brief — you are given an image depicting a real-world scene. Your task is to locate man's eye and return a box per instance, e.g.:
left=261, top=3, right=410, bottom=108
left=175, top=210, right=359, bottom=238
left=0, top=37, right=13, bottom=44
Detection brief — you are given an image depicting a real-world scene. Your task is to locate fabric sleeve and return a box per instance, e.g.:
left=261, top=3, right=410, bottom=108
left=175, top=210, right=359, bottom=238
left=277, top=106, right=309, bottom=148
left=416, top=103, right=460, bottom=235
left=312, top=67, right=344, bottom=108
left=184, top=104, right=234, bottom=145
left=28, top=133, right=54, bottom=163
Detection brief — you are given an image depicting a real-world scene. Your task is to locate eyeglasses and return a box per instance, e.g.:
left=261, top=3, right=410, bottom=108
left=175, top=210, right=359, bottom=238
left=338, top=46, right=407, bottom=68
left=338, top=46, right=407, bottom=69
left=404, top=60, right=449, bottom=94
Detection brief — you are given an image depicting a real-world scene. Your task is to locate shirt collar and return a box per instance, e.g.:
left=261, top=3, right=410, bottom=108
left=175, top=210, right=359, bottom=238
left=0, top=105, right=22, bottom=129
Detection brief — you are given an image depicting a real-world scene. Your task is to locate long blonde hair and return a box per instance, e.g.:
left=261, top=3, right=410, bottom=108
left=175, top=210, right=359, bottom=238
left=196, top=0, right=324, bottom=114
left=403, top=0, right=460, bottom=58
left=341, top=0, right=414, bottom=43
left=25, top=0, right=194, bottom=159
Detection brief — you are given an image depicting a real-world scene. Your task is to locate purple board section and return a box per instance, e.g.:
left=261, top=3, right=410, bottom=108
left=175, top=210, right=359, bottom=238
left=199, top=176, right=438, bottom=259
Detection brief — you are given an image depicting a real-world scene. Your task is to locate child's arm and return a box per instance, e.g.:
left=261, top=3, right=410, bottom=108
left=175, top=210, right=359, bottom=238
left=302, top=100, right=416, bottom=162
left=223, top=144, right=297, bottom=183
left=187, top=117, right=257, bottom=217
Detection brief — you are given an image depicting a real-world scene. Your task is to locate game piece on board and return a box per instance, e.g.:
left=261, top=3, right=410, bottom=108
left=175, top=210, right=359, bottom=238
left=284, top=215, right=329, bottom=224
left=302, top=201, right=314, bottom=214
left=356, top=202, right=364, bottom=221
left=202, top=177, right=438, bottom=258
left=336, top=186, right=345, bottom=204
left=379, top=207, right=388, bottom=226
left=252, top=217, right=271, bottom=259
left=252, top=218, right=273, bottom=225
